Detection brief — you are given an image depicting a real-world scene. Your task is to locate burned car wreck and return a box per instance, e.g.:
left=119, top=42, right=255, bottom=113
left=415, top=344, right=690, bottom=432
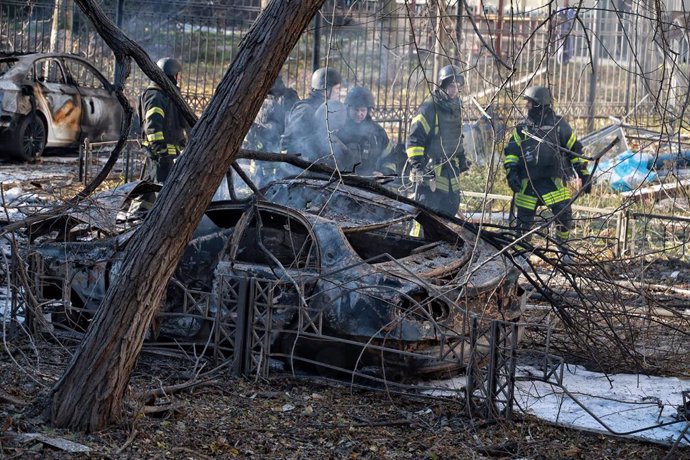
left=0, top=52, right=124, bottom=161
left=30, top=162, right=523, bottom=379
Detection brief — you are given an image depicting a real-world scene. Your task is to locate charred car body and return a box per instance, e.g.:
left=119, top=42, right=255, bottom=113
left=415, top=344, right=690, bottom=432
left=0, top=52, right=124, bottom=161
left=30, top=163, right=523, bottom=379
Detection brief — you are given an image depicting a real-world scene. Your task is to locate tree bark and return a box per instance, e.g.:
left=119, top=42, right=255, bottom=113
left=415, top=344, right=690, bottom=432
left=48, top=0, right=325, bottom=432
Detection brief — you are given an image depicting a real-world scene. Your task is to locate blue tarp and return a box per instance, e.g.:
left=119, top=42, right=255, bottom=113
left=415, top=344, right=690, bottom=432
left=597, top=150, right=690, bottom=192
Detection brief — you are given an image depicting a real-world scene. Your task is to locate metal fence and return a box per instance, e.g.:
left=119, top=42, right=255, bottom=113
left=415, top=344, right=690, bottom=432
left=1, top=0, right=687, bottom=134
left=461, top=190, right=690, bottom=261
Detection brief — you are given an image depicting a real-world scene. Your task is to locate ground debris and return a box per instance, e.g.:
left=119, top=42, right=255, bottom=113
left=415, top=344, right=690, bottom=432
left=14, top=431, right=91, bottom=453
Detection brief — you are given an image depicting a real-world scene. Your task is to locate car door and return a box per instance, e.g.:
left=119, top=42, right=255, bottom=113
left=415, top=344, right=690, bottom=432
left=220, top=204, right=320, bottom=304
left=62, top=57, right=123, bottom=143
left=32, top=57, right=82, bottom=146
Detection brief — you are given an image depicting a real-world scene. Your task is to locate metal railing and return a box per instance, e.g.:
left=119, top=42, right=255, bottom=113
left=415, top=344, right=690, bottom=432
left=461, top=190, right=690, bottom=260
left=79, top=138, right=146, bottom=185
left=2, top=0, right=682, bottom=136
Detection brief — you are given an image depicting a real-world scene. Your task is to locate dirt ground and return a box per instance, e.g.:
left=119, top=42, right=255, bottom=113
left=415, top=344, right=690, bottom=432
left=0, top=340, right=679, bottom=460
left=0, top=155, right=687, bottom=459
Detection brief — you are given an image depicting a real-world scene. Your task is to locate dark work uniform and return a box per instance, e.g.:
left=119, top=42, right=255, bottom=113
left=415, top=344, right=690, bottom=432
left=280, top=91, right=327, bottom=158
left=246, top=87, right=299, bottom=153
left=406, top=90, right=468, bottom=217
left=138, top=84, right=188, bottom=183
left=503, top=107, right=589, bottom=242
left=336, top=116, right=395, bottom=177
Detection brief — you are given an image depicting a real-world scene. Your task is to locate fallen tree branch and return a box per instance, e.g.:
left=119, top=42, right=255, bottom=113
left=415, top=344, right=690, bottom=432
left=140, top=379, right=219, bottom=404
left=0, top=390, right=28, bottom=406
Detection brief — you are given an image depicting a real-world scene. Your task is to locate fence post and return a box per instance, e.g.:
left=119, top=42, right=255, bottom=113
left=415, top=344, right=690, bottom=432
left=78, top=138, right=91, bottom=185
left=587, top=0, right=604, bottom=132
left=113, top=0, right=125, bottom=81
left=312, top=13, right=321, bottom=71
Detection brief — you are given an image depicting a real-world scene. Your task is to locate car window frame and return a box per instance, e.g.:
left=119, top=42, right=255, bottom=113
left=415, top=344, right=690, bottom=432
left=32, top=57, right=67, bottom=85
left=62, top=57, right=112, bottom=91
left=229, top=204, right=321, bottom=272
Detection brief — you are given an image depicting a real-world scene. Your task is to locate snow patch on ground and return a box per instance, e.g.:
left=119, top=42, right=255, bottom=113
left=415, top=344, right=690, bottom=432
left=432, top=365, right=690, bottom=446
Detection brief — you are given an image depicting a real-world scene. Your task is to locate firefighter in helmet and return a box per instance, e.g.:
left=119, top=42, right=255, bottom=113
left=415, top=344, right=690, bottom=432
left=406, top=65, right=469, bottom=218
left=503, top=86, right=591, bottom=255
left=139, top=57, right=189, bottom=184
left=127, top=57, right=189, bottom=219
left=335, top=86, right=396, bottom=177
left=246, top=75, right=299, bottom=153
left=280, top=67, right=342, bottom=158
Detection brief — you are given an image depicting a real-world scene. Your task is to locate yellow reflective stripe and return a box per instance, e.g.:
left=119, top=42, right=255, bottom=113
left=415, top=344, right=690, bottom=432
left=450, top=177, right=460, bottom=190
left=433, top=164, right=443, bottom=177
left=515, top=192, right=538, bottom=210
left=167, top=144, right=177, bottom=155
left=556, top=230, right=570, bottom=240
left=542, top=188, right=571, bottom=205
left=381, top=143, right=393, bottom=157
left=145, top=107, right=165, bottom=120
left=409, top=221, right=422, bottom=237
left=512, top=130, right=523, bottom=146
left=412, top=114, right=431, bottom=134
left=435, top=176, right=450, bottom=191
left=147, top=132, right=164, bottom=141
left=407, top=146, right=425, bottom=158
left=504, top=154, right=519, bottom=165
left=566, top=132, right=577, bottom=150
left=434, top=113, right=439, bottom=135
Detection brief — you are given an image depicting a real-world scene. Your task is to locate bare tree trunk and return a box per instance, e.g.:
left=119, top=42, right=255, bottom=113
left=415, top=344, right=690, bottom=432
left=48, top=0, right=325, bottom=432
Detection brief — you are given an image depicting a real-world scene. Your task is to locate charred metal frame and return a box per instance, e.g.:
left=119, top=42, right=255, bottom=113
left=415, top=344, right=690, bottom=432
left=22, top=253, right=611, bottom=425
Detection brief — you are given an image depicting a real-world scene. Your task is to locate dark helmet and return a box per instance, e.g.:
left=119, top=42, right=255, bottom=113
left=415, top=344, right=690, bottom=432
left=157, top=57, right=182, bottom=82
left=438, top=65, right=464, bottom=88
left=344, top=86, right=375, bottom=108
left=269, top=75, right=286, bottom=95
left=311, top=67, right=342, bottom=91
left=523, top=86, right=553, bottom=106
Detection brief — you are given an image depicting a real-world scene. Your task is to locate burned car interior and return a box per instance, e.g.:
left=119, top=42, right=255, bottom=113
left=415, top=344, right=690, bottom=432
left=28, top=160, right=524, bottom=381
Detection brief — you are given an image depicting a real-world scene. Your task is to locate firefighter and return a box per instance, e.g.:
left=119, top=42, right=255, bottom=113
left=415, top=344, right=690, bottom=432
left=503, top=86, right=591, bottom=256
left=281, top=67, right=342, bottom=158
left=336, top=86, right=397, bottom=178
left=245, top=75, right=299, bottom=153
left=406, top=65, right=469, bottom=218
left=126, top=57, right=189, bottom=219
left=139, top=57, right=189, bottom=184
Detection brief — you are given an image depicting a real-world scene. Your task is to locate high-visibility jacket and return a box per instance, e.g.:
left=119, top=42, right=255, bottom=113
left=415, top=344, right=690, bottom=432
left=138, top=85, right=188, bottom=157
left=503, top=110, right=589, bottom=181
left=406, top=90, right=467, bottom=192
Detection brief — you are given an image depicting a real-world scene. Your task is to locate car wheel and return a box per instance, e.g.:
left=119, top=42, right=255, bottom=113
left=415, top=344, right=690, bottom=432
left=14, top=114, right=47, bottom=162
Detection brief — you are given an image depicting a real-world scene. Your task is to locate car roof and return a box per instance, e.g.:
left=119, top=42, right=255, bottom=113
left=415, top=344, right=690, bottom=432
left=260, top=177, right=419, bottom=228
left=0, top=52, right=104, bottom=80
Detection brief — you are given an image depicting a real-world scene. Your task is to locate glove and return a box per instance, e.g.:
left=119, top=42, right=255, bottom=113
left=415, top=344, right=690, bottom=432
left=580, top=176, right=593, bottom=194
left=506, top=168, right=521, bottom=193
left=409, top=159, right=425, bottom=185
left=458, top=158, right=471, bottom=174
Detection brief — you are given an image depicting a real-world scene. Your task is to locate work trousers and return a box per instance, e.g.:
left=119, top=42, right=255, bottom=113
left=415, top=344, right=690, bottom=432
left=514, top=177, right=572, bottom=243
